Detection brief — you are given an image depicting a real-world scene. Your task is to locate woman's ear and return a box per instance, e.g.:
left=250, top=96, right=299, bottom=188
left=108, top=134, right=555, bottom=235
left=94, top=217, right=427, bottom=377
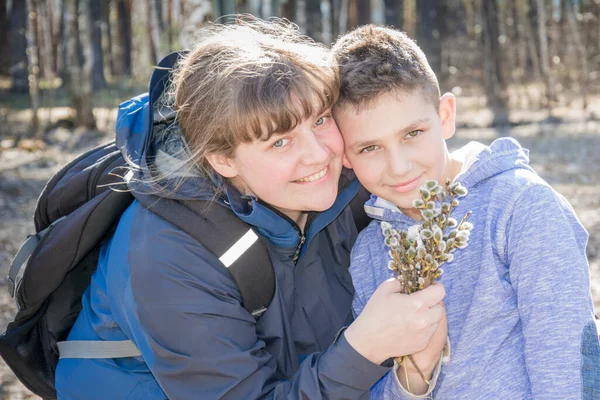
left=438, top=93, right=456, bottom=140
left=205, top=153, right=239, bottom=179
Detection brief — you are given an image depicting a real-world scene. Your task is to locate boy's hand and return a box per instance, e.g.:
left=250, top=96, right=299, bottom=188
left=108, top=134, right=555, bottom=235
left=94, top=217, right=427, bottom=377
left=397, top=304, right=447, bottom=394
left=345, top=280, right=446, bottom=365
left=403, top=304, right=447, bottom=376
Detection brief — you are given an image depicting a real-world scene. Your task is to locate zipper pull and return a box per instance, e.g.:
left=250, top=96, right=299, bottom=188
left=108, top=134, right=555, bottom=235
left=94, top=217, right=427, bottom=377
left=292, top=234, right=306, bottom=263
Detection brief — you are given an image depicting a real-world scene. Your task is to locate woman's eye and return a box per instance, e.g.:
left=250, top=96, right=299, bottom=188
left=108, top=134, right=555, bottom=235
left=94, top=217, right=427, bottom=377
left=360, top=145, right=379, bottom=153
left=273, top=138, right=290, bottom=148
left=315, top=116, right=329, bottom=127
left=406, top=130, right=423, bottom=138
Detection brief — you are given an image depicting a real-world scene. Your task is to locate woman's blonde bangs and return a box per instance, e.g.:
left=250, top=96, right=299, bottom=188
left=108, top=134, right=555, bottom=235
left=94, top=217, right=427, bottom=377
left=226, top=61, right=339, bottom=144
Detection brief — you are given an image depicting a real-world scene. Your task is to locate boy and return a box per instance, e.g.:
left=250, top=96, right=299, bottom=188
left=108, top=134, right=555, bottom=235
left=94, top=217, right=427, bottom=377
left=332, top=25, right=599, bottom=399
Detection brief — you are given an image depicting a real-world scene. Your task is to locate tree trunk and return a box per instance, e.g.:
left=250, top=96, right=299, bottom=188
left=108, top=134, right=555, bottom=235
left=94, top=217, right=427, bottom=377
left=347, top=0, right=358, bottom=30
left=305, top=0, right=321, bottom=40
left=370, top=0, right=384, bottom=25
left=416, top=0, right=442, bottom=82
left=66, top=0, right=96, bottom=129
left=26, top=0, right=41, bottom=135
left=146, top=0, right=157, bottom=65
left=262, top=0, right=272, bottom=17
left=357, top=0, right=369, bottom=25
left=115, top=0, right=132, bottom=77
left=103, top=0, right=115, bottom=77
left=150, top=0, right=164, bottom=59
left=88, top=0, right=106, bottom=90
left=481, top=0, right=509, bottom=126
left=534, top=0, right=556, bottom=106
left=464, top=0, right=474, bottom=38
left=338, top=0, right=348, bottom=34
left=321, top=0, right=332, bottom=44
left=248, top=0, right=261, bottom=16
left=39, top=0, right=54, bottom=80
left=166, top=0, right=173, bottom=52
left=9, top=0, right=29, bottom=92
left=566, top=2, right=588, bottom=110
left=403, top=0, right=415, bottom=38
left=0, top=0, right=9, bottom=75
left=383, top=0, right=402, bottom=28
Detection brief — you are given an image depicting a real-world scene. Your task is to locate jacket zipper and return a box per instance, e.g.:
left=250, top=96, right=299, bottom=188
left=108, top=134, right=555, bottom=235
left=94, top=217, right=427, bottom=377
left=255, top=198, right=308, bottom=264
left=292, top=234, right=306, bottom=263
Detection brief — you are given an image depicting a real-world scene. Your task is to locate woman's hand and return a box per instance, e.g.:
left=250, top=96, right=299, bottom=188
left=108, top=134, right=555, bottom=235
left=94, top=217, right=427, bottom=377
left=397, top=305, right=448, bottom=394
left=344, top=280, right=446, bottom=365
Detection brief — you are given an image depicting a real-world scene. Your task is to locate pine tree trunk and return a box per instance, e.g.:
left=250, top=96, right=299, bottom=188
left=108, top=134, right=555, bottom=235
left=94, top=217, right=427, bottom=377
left=481, top=0, right=509, bottom=126
left=66, top=0, right=96, bottom=129
left=9, top=0, right=29, bottom=92
left=115, top=0, right=132, bottom=77
left=295, top=0, right=306, bottom=34
left=535, top=0, right=556, bottom=106
left=370, top=0, right=384, bottom=25
left=305, top=0, right=321, bottom=41
left=347, top=0, right=358, bottom=30
left=383, top=0, right=402, bottom=28
left=150, top=0, right=164, bottom=60
left=338, top=0, right=348, bottom=34
left=321, top=0, right=332, bottom=44
left=103, top=0, right=115, bottom=77
left=357, top=0, right=369, bottom=25
left=88, top=0, right=106, bottom=90
left=166, top=0, right=173, bottom=52
left=417, top=0, right=442, bottom=81
left=146, top=0, right=157, bottom=65
left=566, top=2, right=588, bottom=110
left=0, top=0, right=9, bottom=75
left=403, top=0, right=415, bottom=38
left=26, top=0, right=40, bottom=135
left=39, top=0, right=54, bottom=80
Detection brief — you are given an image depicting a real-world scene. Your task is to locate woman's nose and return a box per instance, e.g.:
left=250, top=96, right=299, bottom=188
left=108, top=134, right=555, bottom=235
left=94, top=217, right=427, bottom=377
left=302, top=131, right=330, bottom=165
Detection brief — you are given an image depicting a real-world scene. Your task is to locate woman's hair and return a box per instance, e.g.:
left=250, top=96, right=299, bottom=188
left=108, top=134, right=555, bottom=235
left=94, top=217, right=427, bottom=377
left=169, top=16, right=339, bottom=188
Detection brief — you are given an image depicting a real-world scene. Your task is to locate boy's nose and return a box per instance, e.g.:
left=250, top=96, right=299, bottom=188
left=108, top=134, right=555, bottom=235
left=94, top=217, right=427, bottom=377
left=387, top=148, right=412, bottom=177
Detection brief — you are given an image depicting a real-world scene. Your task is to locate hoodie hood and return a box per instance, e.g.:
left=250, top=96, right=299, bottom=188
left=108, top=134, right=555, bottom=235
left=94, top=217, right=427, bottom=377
left=364, top=137, right=535, bottom=224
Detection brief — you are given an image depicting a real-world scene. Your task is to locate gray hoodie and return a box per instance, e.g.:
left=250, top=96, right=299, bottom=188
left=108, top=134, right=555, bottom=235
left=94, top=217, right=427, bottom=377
left=350, top=138, right=599, bottom=399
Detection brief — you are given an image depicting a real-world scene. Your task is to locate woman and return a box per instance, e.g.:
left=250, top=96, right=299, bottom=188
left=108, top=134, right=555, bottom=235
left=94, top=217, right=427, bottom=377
left=55, top=17, right=446, bottom=399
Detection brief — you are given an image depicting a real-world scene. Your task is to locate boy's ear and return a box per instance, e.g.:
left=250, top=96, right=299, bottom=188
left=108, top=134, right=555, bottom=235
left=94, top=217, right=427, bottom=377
left=342, top=152, right=353, bottom=169
left=438, top=93, right=456, bottom=140
left=205, top=153, right=239, bottom=179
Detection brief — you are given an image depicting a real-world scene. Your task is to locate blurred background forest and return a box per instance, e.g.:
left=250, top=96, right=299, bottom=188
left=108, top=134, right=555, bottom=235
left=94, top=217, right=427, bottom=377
left=2, top=0, right=600, bottom=133
left=1, top=0, right=600, bottom=398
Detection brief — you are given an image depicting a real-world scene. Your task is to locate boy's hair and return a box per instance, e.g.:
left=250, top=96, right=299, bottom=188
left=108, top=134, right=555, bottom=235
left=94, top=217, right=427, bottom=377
left=172, top=16, right=338, bottom=179
left=332, top=25, right=440, bottom=111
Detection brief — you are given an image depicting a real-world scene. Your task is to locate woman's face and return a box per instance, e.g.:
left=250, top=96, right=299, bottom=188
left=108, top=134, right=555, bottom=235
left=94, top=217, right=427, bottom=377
left=219, top=110, right=344, bottom=223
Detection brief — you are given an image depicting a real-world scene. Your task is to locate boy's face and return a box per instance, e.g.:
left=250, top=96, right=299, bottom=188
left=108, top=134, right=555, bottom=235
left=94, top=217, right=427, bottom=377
left=336, top=90, right=457, bottom=220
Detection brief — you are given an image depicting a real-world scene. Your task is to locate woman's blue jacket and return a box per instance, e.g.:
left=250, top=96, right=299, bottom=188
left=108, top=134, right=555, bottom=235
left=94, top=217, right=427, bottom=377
left=54, top=87, right=390, bottom=398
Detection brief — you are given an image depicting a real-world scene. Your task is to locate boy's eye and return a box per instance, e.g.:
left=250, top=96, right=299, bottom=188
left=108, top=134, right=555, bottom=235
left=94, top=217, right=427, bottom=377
left=273, top=138, right=290, bottom=148
left=406, top=130, right=423, bottom=138
left=360, top=145, right=379, bottom=153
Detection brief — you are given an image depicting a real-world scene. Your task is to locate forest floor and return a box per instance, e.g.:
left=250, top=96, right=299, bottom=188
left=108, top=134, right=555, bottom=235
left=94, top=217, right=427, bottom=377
left=0, top=99, right=599, bottom=398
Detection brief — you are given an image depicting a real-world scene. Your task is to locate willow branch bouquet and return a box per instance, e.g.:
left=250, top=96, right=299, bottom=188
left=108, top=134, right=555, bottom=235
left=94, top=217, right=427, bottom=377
left=381, top=179, right=473, bottom=383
